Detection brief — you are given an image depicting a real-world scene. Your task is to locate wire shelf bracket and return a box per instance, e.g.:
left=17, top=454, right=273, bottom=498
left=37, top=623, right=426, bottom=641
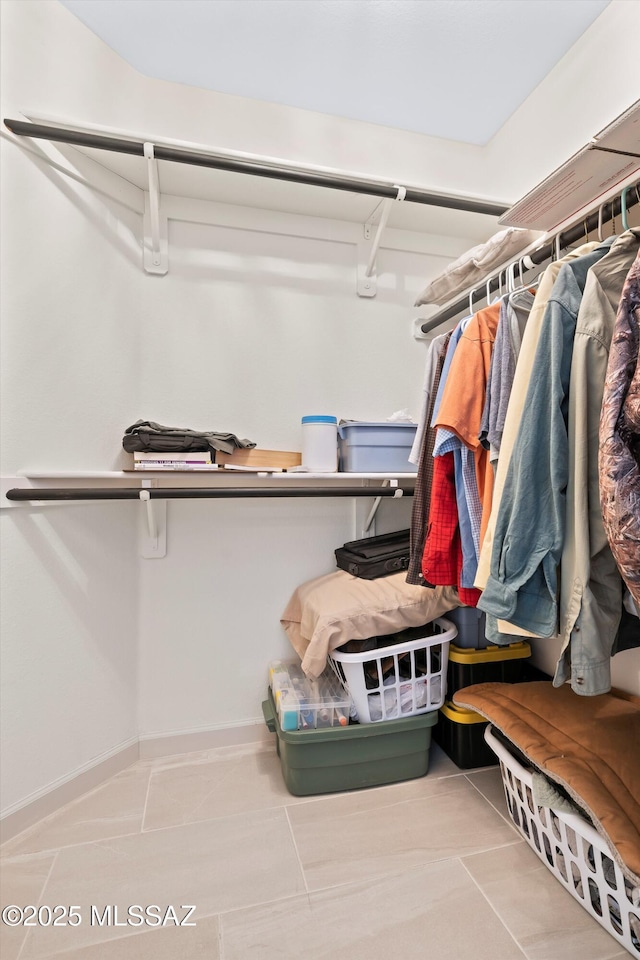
left=142, top=142, right=168, bottom=275
left=139, top=485, right=167, bottom=558
left=357, top=187, right=407, bottom=297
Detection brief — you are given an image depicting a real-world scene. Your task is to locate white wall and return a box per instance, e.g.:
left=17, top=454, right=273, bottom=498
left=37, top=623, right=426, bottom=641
left=133, top=218, right=443, bottom=738
left=0, top=0, right=482, bottom=815
left=1, top=0, right=638, bottom=820
left=525, top=630, right=640, bottom=694
left=484, top=0, right=640, bottom=202
left=0, top=128, right=142, bottom=813
left=0, top=507, right=139, bottom=816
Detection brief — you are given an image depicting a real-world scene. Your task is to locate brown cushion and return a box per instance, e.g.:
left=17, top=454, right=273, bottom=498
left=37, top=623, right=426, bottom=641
left=453, top=681, right=640, bottom=886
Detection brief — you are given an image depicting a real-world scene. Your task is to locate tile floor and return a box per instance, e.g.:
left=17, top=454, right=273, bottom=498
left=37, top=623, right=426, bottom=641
left=0, top=739, right=630, bottom=960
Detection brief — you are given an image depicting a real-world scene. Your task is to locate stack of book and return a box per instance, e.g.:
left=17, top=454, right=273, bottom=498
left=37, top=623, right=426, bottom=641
left=132, top=451, right=218, bottom=471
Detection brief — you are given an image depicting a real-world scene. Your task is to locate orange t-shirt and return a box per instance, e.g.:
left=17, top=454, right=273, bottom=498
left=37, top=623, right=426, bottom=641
left=433, top=301, right=501, bottom=547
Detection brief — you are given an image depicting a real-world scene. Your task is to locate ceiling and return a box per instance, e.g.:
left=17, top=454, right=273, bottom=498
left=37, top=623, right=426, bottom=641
left=59, top=0, right=610, bottom=146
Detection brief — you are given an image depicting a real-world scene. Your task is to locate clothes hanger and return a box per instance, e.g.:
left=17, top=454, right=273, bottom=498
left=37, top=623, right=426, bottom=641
left=499, top=249, right=541, bottom=300
left=522, top=255, right=541, bottom=290
left=468, top=287, right=477, bottom=317
left=554, top=233, right=562, bottom=262
left=597, top=204, right=605, bottom=242
left=621, top=187, right=629, bottom=231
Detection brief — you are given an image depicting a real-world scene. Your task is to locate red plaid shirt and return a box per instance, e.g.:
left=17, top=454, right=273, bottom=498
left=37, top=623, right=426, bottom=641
left=421, top=451, right=481, bottom=607
left=422, top=452, right=460, bottom=585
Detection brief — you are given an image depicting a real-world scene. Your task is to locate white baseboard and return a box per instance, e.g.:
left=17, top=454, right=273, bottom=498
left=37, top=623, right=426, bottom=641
left=1, top=720, right=271, bottom=846
left=138, top=718, right=271, bottom=760
left=0, top=739, right=139, bottom=845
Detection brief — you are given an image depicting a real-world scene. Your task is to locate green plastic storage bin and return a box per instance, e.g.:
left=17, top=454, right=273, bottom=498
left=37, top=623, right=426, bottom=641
left=262, top=688, right=437, bottom=796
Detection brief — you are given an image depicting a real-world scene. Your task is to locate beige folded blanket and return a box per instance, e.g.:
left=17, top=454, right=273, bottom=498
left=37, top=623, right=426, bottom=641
left=281, top=570, right=460, bottom=678
left=453, top=681, right=640, bottom=888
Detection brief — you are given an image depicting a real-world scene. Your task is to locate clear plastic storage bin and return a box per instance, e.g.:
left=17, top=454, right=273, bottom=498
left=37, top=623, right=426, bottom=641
left=269, top=660, right=352, bottom=731
left=486, top=725, right=639, bottom=956
left=328, top=618, right=456, bottom=724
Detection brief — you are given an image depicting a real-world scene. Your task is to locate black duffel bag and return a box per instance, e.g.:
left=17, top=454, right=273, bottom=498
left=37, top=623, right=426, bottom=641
left=335, top=529, right=410, bottom=580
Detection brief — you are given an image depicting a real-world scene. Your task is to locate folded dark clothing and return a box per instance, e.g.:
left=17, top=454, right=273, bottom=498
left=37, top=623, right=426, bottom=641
left=123, top=420, right=256, bottom=455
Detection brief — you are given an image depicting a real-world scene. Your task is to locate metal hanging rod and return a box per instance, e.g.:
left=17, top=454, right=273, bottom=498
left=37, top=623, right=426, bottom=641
left=5, top=486, right=410, bottom=502
left=420, top=183, right=640, bottom=334
left=3, top=118, right=509, bottom=217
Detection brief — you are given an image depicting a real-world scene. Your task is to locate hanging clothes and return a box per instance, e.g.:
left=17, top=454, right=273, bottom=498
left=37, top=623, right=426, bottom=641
left=421, top=316, right=480, bottom=604
left=479, top=288, right=534, bottom=463
left=556, top=231, right=640, bottom=694
left=433, top=300, right=501, bottom=548
left=420, top=469, right=480, bottom=606
left=409, top=331, right=449, bottom=466
left=431, top=318, right=486, bottom=586
left=422, top=302, right=501, bottom=604
left=406, top=332, right=451, bottom=585
left=478, top=238, right=616, bottom=641
left=433, top=427, right=480, bottom=588
left=599, top=248, right=640, bottom=613
left=474, top=241, right=602, bottom=598
left=421, top=451, right=463, bottom=589
left=478, top=289, right=535, bottom=646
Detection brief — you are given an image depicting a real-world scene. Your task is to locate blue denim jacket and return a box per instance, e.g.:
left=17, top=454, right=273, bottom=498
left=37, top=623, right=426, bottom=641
left=478, top=239, right=615, bottom=637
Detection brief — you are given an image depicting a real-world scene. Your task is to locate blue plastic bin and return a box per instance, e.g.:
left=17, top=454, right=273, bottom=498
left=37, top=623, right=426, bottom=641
left=338, top=421, right=417, bottom=472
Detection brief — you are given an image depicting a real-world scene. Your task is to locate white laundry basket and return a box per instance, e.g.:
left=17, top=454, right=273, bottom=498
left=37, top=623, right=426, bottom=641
left=328, top=617, right=455, bottom=724
left=485, top=725, right=639, bottom=956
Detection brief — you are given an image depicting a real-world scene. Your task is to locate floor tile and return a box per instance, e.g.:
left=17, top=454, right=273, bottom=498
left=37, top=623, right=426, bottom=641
left=143, top=743, right=303, bottom=830
left=18, top=807, right=304, bottom=959
left=221, top=858, right=526, bottom=959
left=144, top=740, right=270, bottom=772
left=0, top=852, right=56, bottom=960
left=288, top=774, right=519, bottom=890
left=6, top=734, right=629, bottom=960
left=462, top=841, right=630, bottom=960
left=466, top=765, right=511, bottom=817
left=18, top=914, right=221, bottom=959
left=424, top=741, right=462, bottom=778
left=1, top=765, right=150, bottom=858
left=293, top=760, right=469, bottom=812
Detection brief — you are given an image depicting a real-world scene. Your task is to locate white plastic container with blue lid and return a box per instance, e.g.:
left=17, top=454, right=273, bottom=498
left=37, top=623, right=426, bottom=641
left=301, top=415, right=338, bottom=472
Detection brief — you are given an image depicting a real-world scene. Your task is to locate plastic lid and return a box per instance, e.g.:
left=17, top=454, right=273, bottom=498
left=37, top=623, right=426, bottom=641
left=301, top=415, right=337, bottom=424
left=440, top=702, right=487, bottom=724
left=448, top=641, right=531, bottom=664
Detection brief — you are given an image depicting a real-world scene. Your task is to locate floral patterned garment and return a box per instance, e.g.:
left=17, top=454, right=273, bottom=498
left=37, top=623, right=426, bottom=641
left=599, top=251, right=640, bottom=609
